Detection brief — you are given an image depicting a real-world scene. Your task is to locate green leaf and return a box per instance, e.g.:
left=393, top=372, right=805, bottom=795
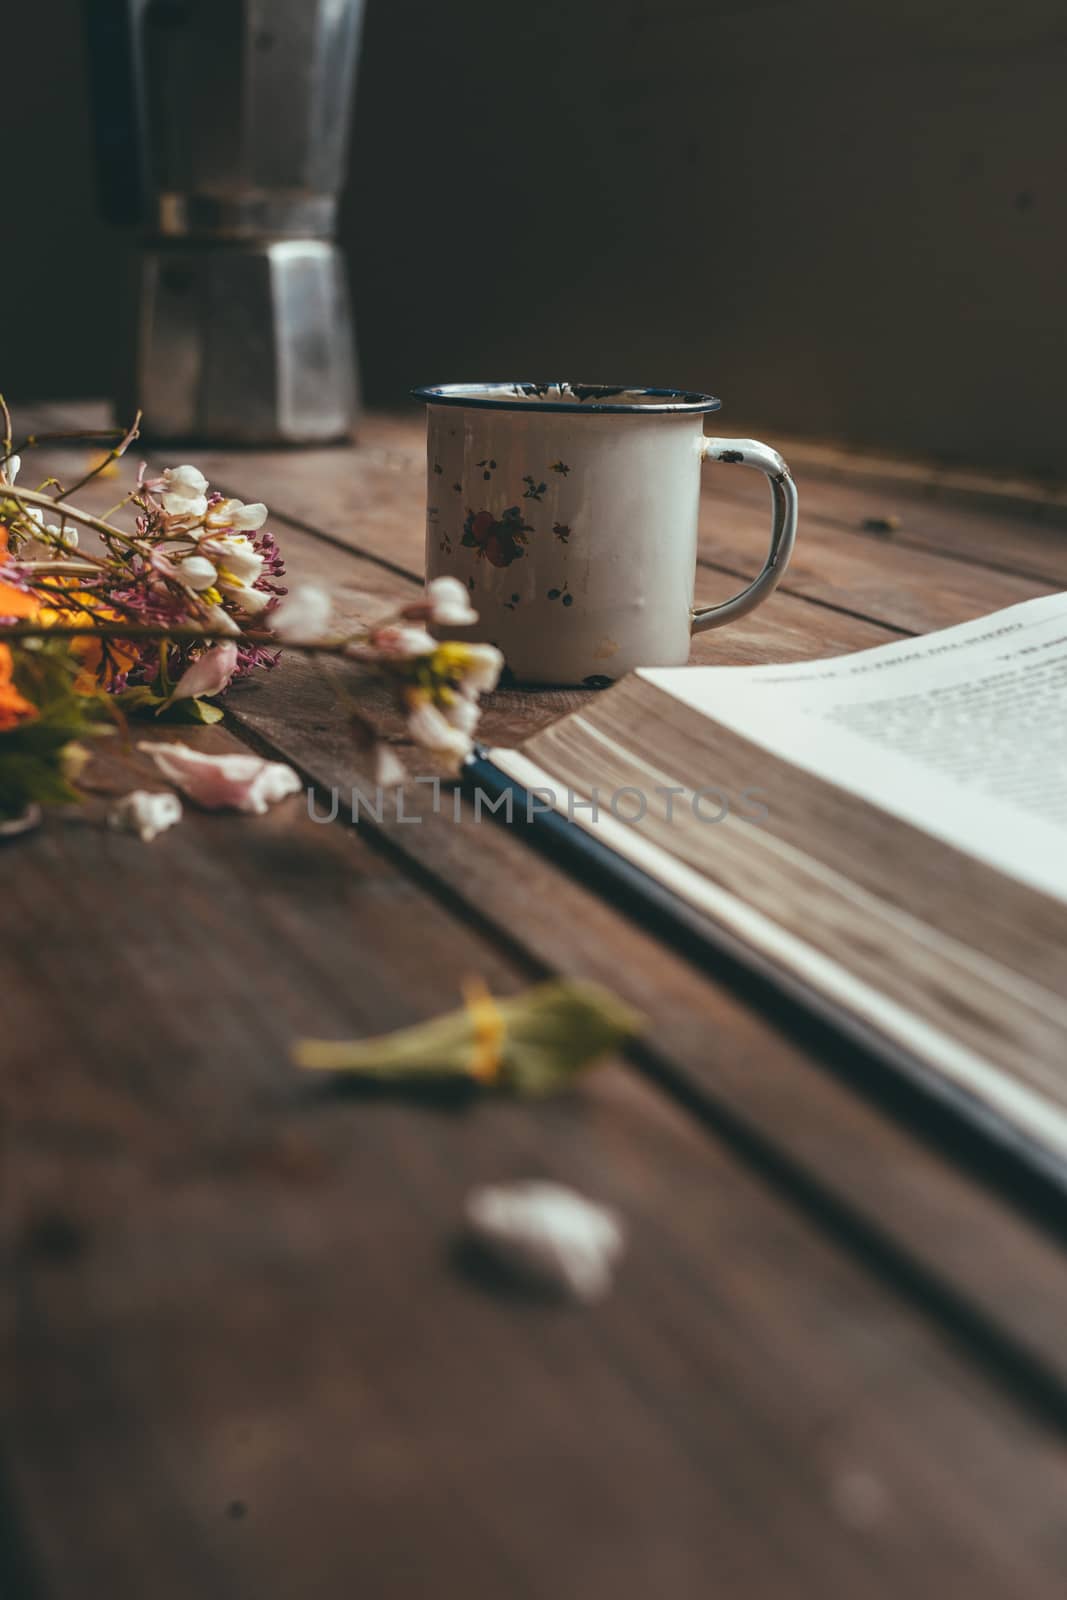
left=165, top=696, right=225, bottom=725
left=180, top=697, right=223, bottom=729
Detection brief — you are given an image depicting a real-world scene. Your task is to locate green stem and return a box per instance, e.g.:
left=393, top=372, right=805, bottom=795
left=0, top=619, right=356, bottom=655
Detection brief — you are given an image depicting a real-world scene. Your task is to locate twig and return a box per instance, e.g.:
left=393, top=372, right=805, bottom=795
left=1, top=424, right=131, bottom=473
left=14, top=559, right=103, bottom=575
left=0, top=486, right=152, bottom=555
left=53, top=410, right=142, bottom=504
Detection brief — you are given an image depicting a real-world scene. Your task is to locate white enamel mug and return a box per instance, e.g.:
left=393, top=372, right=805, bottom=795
left=414, top=382, right=797, bottom=686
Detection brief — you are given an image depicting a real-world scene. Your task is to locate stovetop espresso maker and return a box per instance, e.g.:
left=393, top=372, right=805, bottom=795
left=84, top=0, right=364, bottom=444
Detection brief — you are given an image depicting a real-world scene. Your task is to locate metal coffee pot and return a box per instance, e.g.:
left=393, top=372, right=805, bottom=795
left=84, top=0, right=364, bottom=444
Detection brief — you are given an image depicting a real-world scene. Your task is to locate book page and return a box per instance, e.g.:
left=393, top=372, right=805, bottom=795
left=640, top=591, right=1067, bottom=901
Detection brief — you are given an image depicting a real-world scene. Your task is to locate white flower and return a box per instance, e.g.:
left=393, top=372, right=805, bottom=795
left=205, top=497, right=268, bottom=533
left=443, top=692, right=480, bottom=736
left=457, top=642, right=504, bottom=694
left=201, top=604, right=241, bottom=636
left=178, top=554, right=218, bottom=591
left=374, top=743, right=408, bottom=789
left=202, top=534, right=268, bottom=614
left=44, top=522, right=78, bottom=548
left=2, top=453, right=20, bottom=487
left=406, top=699, right=474, bottom=764
left=271, top=583, right=332, bottom=642
left=137, top=742, right=302, bottom=815
left=161, top=464, right=209, bottom=524
left=202, top=534, right=264, bottom=585
left=224, top=582, right=271, bottom=617
left=109, top=790, right=183, bottom=843
left=163, top=464, right=208, bottom=498
left=427, top=576, right=478, bottom=626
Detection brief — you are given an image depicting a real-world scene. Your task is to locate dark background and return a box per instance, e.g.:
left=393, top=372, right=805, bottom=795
left=7, top=0, right=1067, bottom=473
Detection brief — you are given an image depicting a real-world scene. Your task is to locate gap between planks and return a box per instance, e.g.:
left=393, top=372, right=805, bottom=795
left=15, top=413, right=1067, bottom=1406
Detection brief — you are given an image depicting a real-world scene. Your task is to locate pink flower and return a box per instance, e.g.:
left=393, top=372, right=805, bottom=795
left=137, top=741, right=302, bottom=814
left=401, top=576, right=478, bottom=627
left=171, top=642, right=239, bottom=702
left=356, top=623, right=437, bottom=660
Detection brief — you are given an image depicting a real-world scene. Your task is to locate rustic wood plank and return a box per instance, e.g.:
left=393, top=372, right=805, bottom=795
left=699, top=482, right=1053, bottom=633
left=719, top=425, right=1067, bottom=530
left=219, top=645, right=1067, bottom=1396
left=33, top=402, right=1063, bottom=623
left=182, top=416, right=1057, bottom=640
left=13, top=432, right=900, bottom=753
left=710, top=463, right=1067, bottom=590
left=8, top=736, right=1067, bottom=1596
left=13, top=426, right=1067, bottom=1394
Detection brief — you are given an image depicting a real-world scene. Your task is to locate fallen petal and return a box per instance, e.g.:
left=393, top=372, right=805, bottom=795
left=109, top=790, right=183, bottom=842
left=171, top=642, right=239, bottom=702
left=137, top=741, right=302, bottom=815
left=463, top=1181, right=626, bottom=1303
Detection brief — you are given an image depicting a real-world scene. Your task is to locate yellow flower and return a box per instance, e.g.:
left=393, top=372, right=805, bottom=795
left=430, top=640, right=504, bottom=693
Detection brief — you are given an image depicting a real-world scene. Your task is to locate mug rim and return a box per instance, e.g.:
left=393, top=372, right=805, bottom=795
left=412, top=381, right=722, bottom=415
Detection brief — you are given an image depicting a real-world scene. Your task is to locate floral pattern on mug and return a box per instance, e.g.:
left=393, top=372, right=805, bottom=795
left=462, top=506, right=533, bottom=568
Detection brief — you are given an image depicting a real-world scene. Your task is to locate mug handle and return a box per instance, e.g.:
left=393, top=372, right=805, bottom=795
left=690, top=438, right=798, bottom=633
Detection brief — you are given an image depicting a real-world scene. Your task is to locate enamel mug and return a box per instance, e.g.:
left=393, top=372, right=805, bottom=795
left=414, top=382, right=798, bottom=685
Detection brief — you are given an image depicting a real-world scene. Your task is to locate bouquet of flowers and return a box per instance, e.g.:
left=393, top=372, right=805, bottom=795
left=0, top=405, right=502, bottom=829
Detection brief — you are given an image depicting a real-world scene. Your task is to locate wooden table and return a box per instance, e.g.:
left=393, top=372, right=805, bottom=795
left=5, top=405, right=1067, bottom=1599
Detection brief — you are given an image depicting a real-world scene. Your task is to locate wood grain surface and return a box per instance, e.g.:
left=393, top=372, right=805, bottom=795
left=5, top=405, right=1067, bottom=1599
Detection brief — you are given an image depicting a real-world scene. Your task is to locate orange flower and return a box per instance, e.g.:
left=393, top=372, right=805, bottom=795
left=0, top=576, right=38, bottom=619
left=0, top=572, right=136, bottom=691
left=67, top=619, right=140, bottom=692
left=0, top=643, right=36, bottom=730
left=33, top=594, right=138, bottom=691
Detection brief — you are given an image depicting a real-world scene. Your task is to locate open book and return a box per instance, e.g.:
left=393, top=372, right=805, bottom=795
left=482, top=593, right=1067, bottom=1176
